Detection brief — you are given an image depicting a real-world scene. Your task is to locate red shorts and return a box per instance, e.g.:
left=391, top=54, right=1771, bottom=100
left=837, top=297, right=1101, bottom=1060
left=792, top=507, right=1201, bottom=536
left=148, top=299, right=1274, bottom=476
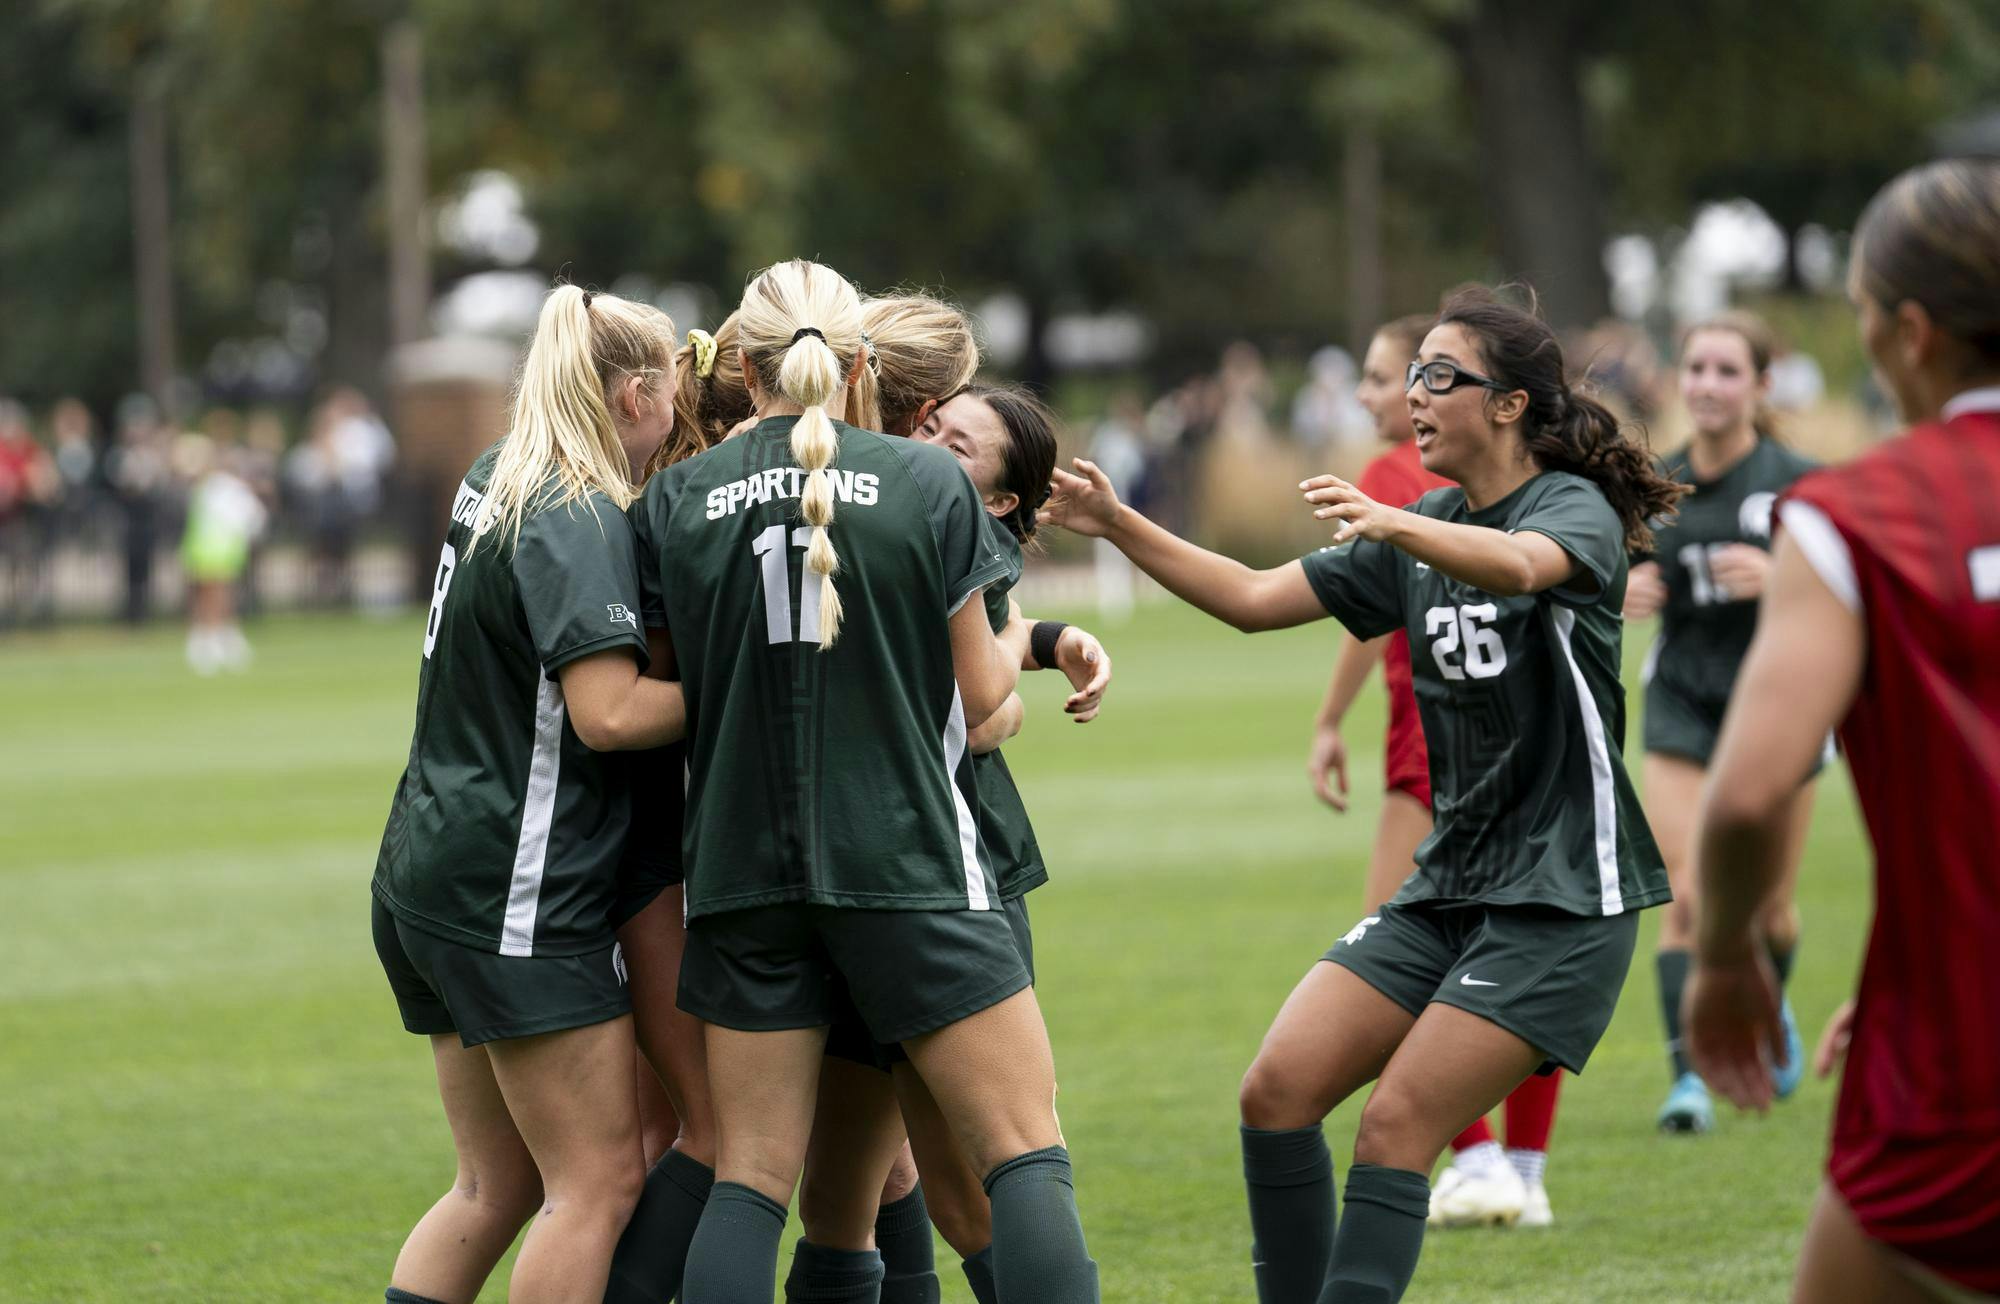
left=1830, top=1127, right=2000, bottom=1295
left=1384, top=693, right=1432, bottom=810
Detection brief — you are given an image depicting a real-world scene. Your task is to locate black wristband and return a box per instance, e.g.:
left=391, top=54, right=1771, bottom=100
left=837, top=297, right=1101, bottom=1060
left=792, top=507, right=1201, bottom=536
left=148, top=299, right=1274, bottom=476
left=1030, top=619, right=1069, bottom=670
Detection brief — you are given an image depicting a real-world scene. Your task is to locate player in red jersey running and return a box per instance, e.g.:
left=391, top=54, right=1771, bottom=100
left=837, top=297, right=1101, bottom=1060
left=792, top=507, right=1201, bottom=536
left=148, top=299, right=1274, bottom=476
left=1687, top=157, right=2000, bottom=1302
left=1307, top=313, right=1564, bottom=1229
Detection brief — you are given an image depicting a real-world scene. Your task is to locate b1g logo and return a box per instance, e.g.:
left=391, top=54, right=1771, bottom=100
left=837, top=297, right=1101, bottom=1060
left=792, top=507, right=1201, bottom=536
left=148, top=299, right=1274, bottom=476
left=607, top=604, right=638, bottom=628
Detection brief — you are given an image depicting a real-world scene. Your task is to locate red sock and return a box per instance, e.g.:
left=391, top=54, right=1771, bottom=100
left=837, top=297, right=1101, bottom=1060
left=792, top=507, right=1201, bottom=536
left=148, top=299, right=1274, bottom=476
left=1503, top=1071, right=1563, bottom=1153
left=1449, top=1116, right=1495, bottom=1152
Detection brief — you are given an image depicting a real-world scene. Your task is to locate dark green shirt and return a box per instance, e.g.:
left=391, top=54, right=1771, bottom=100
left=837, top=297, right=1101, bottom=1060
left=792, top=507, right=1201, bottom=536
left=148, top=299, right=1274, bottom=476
left=974, top=525, right=1047, bottom=900
left=631, top=417, right=1012, bottom=920
left=1303, top=471, right=1668, bottom=917
left=374, top=447, right=651, bottom=956
left=1647, top=439, right=1818, bottom=705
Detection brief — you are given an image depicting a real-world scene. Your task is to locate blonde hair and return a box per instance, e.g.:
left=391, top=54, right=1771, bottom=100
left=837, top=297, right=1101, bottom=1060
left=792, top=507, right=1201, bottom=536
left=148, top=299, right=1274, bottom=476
left=478, top=284, right=675, bottom=552
left=856, top=293, right=982, bottom=436
left=736, top=260, right=864, bottom=648
left=653, top=311, right=751, bottom=477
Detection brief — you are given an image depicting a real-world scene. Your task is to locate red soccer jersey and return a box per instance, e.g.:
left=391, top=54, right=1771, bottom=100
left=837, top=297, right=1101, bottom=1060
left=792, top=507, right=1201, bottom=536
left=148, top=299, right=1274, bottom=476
left=1355, top=440, right=1454, bottom=805
left=1781, top=399, right=2000, bottom=1286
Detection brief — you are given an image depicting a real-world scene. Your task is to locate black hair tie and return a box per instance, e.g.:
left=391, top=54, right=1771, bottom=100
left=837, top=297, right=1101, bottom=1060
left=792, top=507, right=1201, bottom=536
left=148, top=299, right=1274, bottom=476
left=581, top=290, right=596, bottom=311
left=791, top=326, right=825, bottom=345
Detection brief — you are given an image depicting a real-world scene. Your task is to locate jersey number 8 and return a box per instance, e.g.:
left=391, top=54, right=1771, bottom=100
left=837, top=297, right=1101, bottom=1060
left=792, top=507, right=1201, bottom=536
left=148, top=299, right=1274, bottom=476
left=1426, top=602, right=1506, bottom=680
left=423, top=543, right=457, bottom=660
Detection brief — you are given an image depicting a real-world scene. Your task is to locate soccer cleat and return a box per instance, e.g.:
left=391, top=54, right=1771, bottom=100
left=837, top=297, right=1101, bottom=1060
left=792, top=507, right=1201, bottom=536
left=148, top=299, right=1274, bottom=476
left=1426, top=1164, right=1466, bottom=1226
left=1772, top=998, right=1805, bottom=1099
left=1516, top=1181, right=1553, bottom=1228
left=1657, top=1071, right=1714, bottom=1134
left=1428, top=1165, right=1526, bottom=1228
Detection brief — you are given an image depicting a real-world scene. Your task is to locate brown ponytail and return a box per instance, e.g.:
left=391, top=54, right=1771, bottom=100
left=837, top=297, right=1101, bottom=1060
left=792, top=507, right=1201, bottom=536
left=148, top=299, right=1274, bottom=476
left=1436, top=284, right=1687, bottom=553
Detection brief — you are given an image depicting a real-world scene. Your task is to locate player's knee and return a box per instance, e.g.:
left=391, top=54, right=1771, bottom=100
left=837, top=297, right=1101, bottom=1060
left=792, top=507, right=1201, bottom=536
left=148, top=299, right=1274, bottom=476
left=1352, top=1088, right=1429, bottom=1168
left=1762, top=902, right=1801, bottom=954
left=923, top=1180, right=992, bottom=1258
left=879, top=1147, right=920, bottom=1204
left=797, top=1168, right=877, bottom=1249
left=455, top=1157, right=542, bottom=1228
left=1238, top=1054, right=1326, bottom=1131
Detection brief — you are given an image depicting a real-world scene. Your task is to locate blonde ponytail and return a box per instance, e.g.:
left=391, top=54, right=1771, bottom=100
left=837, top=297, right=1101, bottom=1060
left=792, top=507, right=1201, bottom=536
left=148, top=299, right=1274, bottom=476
left=478, top=284, right=676, bottom=553
left=735, top=261, right=865, bottom=649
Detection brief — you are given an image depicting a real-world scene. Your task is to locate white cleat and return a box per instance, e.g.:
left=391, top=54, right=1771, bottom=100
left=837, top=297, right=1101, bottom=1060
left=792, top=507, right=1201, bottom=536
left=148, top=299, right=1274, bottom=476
left=1516, top=1181, right=1553, bottom=1228
left=1428, top=1165, right=1527, bottom=1228
left=1426, top=1165, right=1466, bottom=1226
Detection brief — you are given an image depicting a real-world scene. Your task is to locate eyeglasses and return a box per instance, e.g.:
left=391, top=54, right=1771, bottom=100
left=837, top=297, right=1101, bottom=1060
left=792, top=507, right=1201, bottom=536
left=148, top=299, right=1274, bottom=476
left=1406, top=359, right=1512, bottom=395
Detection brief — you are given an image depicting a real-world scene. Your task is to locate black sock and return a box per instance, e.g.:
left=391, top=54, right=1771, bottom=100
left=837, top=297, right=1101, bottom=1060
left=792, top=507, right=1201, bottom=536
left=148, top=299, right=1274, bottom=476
left=961, top=1246, right=999, bottom=1304
left=683, top=1180, right=788, bottom=1304
left=783, top=1238, right=886, bottom=1303
left=982, top=1147, right=1099, bottom=1303
left=1240, top=1123, right=1335, bottom=1303
left=875, top=1185, right=940, bottom=1304
left=605, top=1147, right=715, bottom=1303
left=1319, top=1164, right=1430, bottom=1304
left=385, top=1290, right=447, bottom=1304
left=1657, top=948, right=1692, bottom=1079
left=1769, top=937, right=1797, bottom=990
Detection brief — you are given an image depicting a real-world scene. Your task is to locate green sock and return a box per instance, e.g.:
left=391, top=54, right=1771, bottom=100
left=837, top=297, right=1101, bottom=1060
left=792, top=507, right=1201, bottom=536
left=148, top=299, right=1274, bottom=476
left=783, top=1238, right=885, bottom=1303
left=604, top=1147, right=714, bottom=1302
left=1769, top=937, right=1797, bottom=989
left=683, top=1180, right=788, bottom=1304
left=982, top=1147, right=1099, bottom=1303
left=385, top=1290, right=447, bottom=1304
left=875, top=1185, right=941, bottom=1304
left=1656, top=948, right=1692, bottom=1079
left=1240, top=1123, right=1335, bottom=1303
left=1320, top=1164, right=1430, bottom=1304
left=961, top=1246, right=999, bottom=1304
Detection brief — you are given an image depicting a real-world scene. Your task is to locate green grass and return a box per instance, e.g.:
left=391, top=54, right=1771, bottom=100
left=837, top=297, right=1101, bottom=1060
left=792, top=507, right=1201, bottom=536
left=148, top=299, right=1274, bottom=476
left=0, top=604, right=1870, bottom=1302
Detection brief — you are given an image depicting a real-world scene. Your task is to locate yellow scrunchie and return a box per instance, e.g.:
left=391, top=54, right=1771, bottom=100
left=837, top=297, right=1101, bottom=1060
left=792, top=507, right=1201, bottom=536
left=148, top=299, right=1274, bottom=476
left=686, top=328, right=717, bottom=380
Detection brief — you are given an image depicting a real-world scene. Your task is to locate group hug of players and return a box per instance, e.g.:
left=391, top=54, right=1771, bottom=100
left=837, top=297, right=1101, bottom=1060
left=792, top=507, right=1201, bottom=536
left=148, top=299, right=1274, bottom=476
left=370, top=156, right=2000, bottom=1304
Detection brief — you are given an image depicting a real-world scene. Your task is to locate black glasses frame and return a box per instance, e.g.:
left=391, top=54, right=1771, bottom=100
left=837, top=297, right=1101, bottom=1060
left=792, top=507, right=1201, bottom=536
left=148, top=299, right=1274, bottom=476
left=1406, top=359, right=1512, bottom=395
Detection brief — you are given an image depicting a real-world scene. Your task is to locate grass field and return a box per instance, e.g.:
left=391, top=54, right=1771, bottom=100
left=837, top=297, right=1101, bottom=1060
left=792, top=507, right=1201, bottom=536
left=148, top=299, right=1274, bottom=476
left=0, top=602, right=1873, bottom=1302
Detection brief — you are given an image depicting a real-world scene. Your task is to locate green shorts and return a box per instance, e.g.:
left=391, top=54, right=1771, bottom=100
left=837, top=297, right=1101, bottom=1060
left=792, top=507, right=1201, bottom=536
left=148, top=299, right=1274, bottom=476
left=1645, top=674, right=1833, bottom=774
left=825, top=895, right=1037, bottom=1070
left=679, top=902, right=1031, bottom=1045
left=1322, top=899, right=1639, bottom=1074
left=372, top=895, right=630, bottom=1048
left=609, top=745, right=686, bottom=930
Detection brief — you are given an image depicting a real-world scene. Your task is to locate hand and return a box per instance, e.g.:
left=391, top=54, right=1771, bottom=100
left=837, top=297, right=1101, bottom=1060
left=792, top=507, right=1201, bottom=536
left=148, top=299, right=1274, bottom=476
left=1039, top=459, right=1122, bottom=537
left=1684, top=949, right=1785, bottom=1113
left=1300, top=475, right=1404, bottom=545
left=1814, top=999, right=1856, bottom=1079
left=1052, top=626, right=1111, bottom=722
left=1307, top=718, right=1350, bottom=812
left=1708, top=544, right=1771, bottom=601
left=1624, top=560, right=1666, bottom=620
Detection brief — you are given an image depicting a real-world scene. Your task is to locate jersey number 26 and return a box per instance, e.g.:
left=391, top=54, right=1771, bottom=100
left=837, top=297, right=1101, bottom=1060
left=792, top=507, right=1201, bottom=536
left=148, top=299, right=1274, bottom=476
left=1426, top=602, right=1506, bottom=680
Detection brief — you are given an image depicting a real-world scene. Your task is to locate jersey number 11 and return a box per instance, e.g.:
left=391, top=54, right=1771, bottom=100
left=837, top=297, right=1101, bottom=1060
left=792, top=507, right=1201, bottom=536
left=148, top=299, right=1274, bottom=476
left=752, top=524, right=825, bottom=645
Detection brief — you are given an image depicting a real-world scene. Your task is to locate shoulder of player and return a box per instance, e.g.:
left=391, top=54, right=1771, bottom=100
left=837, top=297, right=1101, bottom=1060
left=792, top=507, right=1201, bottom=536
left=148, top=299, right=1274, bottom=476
left=1753, top=437, right=1821, bottom=481
left=1404, top=483, right=1468, bottom=519
left=1519, top=469, right=1610, bottom=512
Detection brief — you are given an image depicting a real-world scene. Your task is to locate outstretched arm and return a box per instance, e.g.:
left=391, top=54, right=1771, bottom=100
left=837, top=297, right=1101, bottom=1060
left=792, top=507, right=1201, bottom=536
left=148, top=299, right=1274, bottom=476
left=1301, top=475, right=1586, bottom=597
left=1040, top=459, right=1324, bottom=632
left=1684, top=530, right=1863, bottom=1112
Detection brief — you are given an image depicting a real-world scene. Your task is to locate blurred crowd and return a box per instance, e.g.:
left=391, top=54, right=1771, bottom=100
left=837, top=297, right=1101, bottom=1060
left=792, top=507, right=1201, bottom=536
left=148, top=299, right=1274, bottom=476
left=0, top=387, right=396, bottom=646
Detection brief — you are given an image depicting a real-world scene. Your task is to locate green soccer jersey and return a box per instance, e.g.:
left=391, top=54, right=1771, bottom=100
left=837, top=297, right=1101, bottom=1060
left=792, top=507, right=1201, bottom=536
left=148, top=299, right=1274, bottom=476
left=1303, top=471, right=1668, bottom=916
left=373, top=446, right=651, bottom=956
left=1646, top=439, right=1818, bottom=705
left=630, top=416, right=1013, bottom=920
left=974, top=525, right=1047, bottom=900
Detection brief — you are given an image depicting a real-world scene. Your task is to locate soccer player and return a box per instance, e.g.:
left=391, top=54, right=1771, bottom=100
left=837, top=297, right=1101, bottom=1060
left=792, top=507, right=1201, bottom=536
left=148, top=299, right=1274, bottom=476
left=371, top=285, right=691, bottom=1304
left=1044, top=284, right=1681, bottom=1304
left=631, top=260, right=1099, bottom=1304
left=1627, top=311, right=1821, bottom=1134
left=1686, top=157, right=2000, bottom=1303
left=1306, top=312, right=1565, bottom=1229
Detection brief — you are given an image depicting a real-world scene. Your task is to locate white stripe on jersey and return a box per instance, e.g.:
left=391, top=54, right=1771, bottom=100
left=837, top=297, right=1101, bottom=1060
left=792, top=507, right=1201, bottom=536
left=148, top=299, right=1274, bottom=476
left=500, top=671, right=566, bottom=956
left=1552, top=607, right=1624, bottom=916
left=941, top=687, right=993, bottom=911
left=1778, top=500, right=1861, bottom=615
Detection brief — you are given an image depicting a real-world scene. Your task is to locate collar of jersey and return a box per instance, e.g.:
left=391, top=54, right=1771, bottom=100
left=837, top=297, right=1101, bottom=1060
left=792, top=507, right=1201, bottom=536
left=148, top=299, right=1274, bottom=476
left=1941, top=386, right=2000, bottom=421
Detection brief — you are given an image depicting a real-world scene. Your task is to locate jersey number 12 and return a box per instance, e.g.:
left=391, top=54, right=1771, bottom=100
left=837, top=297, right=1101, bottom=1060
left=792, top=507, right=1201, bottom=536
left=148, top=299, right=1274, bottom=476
left=752, top=524, right=825, bottom=645
left=1426, top=602, right=1506, bottom=680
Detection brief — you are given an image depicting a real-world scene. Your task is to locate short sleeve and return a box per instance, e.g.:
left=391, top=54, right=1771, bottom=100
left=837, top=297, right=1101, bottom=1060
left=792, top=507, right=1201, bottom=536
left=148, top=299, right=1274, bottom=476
left=982, top=523, right=1025, bottom=633
left=898, top=442, right=1011, bottom=616
left=514, top=495, right=650, bottom=677
left=1512, top=476, right=1625, bottom=608
left=1300, top=539, right=1405, bottom=638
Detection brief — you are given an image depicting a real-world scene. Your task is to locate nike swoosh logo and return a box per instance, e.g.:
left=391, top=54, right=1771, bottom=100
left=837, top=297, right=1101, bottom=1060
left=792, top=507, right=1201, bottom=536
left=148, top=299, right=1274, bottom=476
left=1460, top=975, right=1499, bottom=987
